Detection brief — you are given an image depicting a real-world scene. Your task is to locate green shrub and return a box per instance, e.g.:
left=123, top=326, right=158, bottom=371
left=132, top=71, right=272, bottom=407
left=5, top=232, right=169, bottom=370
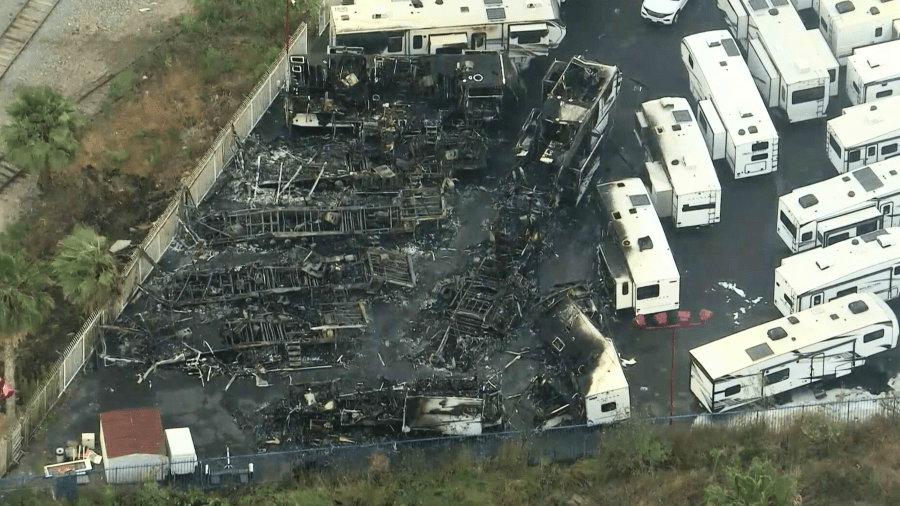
left=108, top=69, right=136, bottom=101
left=705, top=458, right=797, bottom=506
left=0, top=86, right=85, bottom=173
left=201, top=46, right=236, bottom=81
left=599, top=422, right=672, bottom=476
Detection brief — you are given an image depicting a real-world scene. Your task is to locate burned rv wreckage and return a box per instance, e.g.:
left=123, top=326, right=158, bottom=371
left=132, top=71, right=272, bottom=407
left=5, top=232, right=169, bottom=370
left=100, top=52, right=631, bottom=448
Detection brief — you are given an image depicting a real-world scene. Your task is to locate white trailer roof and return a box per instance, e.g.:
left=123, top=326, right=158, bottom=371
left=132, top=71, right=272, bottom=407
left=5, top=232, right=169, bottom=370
left=744, top=0, right=830, bottom=86
left=780, top=157, right=900, bottom=226
left=164, top=428, right=196, bottom=458
left=830, top=95, right=900, bottom=148
left=640, top=97, right=721, bottom=196
left=596, top=178, right=679, bottom=286
left=848, top=39, right=900, bottom=85
left=330, top=0, right=560, bottom=34
left=823, top=0, right=900, bottom=33
left=777, top=227, right=900, bottom=294
left=681, top=31, right=777, bottom=145
left=690, top=293, right=895, bottom=380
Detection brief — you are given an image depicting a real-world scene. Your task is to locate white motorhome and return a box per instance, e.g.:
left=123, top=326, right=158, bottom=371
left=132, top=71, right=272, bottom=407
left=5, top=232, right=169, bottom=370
left=324, top=0, right=566, bottom=68
left=595, top=178, right=680, bottom=315
left=774, top=227, right=900, bottom=315
left=634, top=97, right=722, bottom=227
left=846, top=39, right=900, bottom=104
left=826, top=96, right=900, bottom=173
left=776, top=160, right=900, bottom=252
left=690, top=293, right=898, bottom=413
left=680, top=31, right=780, bottom=178
left=817, top=0, right=900, bottom=64
left=718, top=0, right=836, bottom=122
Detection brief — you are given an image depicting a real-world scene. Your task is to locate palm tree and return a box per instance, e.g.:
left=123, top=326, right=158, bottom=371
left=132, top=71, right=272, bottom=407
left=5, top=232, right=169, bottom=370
left=0, top=250, right=54, bottom=418
left=51, top=226, right=119, bottom=313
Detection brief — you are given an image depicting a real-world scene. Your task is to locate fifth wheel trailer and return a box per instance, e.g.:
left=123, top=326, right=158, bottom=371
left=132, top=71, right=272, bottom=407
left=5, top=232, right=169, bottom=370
left=718, top=0, right=836, bottom=122
left=826, top=95, right=900, bottom=174
left=776, top=158, right=900, bottom=252
left=680, top=31, right=779, bottom=178
left=817, top=0, right=900, bottom=64
left=846, top=39, right=900, bottom=105
left=690, top=293, right=898, bottom=413
left=774, top=227, right=900, bottom=315
left=634, top=97, right=722, bottom=227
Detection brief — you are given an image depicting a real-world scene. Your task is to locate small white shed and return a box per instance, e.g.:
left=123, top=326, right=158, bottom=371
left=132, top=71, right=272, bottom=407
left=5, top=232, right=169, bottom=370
left=99, top=408, right=168, bottom=484
left=165, top=428, right=198, bottom=475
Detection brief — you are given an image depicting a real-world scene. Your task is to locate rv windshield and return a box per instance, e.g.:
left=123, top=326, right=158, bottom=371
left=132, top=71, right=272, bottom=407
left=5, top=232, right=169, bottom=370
left=780, top=211, right=798, bottom=239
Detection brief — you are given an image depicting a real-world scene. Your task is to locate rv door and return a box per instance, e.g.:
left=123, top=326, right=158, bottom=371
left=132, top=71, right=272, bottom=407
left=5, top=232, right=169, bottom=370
left=747, top=39, right=780, bottom=108
left=865, top=144, right=879, bottom=165
left=429, top=33, right=468, bottom=54
left=717, top=0, right=749, bottom=49
left=810, top=353, right=825, bottom=379
left=697, top=100, right=726, bottom=161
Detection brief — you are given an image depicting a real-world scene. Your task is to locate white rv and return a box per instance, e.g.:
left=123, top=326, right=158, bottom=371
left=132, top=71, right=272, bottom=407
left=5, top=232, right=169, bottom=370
left=634, top=97, right=723, bottom=227
left=826, top=96, right=900, bottom=174
left=776, top=160, right=900, bottom=252
left=718, top=0, right=836, bottom=122
left=846, top=39, right=900, bottom=104
left=325, top=0, right=566, bottom=68
left=808, top=29, right=842, bottom=98
left=775, top=227, right=900, bottom=315
left=817, top=0, right=900, bottom=64
left=690, top=293, right=898, bottom=413
left=595, top=178, right=680, bottom=315
left=680, top=31, right=780, bottom=178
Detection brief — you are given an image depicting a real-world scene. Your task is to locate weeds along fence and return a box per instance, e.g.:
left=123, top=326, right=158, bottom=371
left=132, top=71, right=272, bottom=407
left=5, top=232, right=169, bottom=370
left=0, top=24, right=309, bottom=477
left=1, top=395, right=899, bottom=495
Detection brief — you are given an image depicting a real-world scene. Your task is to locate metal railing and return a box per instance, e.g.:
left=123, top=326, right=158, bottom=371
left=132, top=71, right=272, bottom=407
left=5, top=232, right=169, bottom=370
left=0, top=24, right=309, bottom=477
left=0, top=394, right=898, bottom=495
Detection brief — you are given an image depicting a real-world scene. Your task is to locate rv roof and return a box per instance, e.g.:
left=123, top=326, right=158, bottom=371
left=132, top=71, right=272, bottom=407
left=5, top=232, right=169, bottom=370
left=681, top=31, right=777, bottom=142
left=778, top=227, right=900, bottom=294
left=780, top=157, right=900, bottom=225
left=689, top=293, right=895, bottom=380
left=595, top=178, right=679, bottom=286
left=639, top=97, right=722, bottom=196
left=822, top=0, right=900, bottom=30
left=740, top=0, right=831, bottom=86
left=829, top=95, right=900, bottom=147
left=330, top=0, right=560, bottom=34
left=847, top=40, right=900, bottom=84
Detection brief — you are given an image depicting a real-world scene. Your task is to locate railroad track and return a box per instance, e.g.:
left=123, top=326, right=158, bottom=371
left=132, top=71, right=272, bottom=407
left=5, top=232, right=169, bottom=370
left=0, top=0, right=61, bottom=81
left=0, top=159, right=25, bottom=192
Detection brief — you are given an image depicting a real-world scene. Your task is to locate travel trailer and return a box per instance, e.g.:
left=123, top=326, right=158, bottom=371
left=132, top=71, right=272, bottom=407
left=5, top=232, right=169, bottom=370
left=808, top=28, right=841, bottom=98
left=515, top=56, right=622, bottom=203
left=774, top=227, right=900, bottom=315
left=595, top=178, right=680, bottom=315
left=826, top=96, right=900, bottom=174
left=776, top=159, right=900, bottom=252
left=718, top=0, right=835, bottom=122
left=634, top=97, right=722, bottom=227
left=680, top=31, right=779, bottom=178
left=817, top=0, right=900, bottom=64
left=690, top=293, right=898, bottom=413
left=846, top=39, right=900, bottom=105
left=324, top=0, right=566, bottom=68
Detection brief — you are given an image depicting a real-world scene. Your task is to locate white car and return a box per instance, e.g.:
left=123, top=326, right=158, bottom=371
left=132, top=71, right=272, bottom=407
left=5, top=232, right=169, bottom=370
left=641, top=0, right=687, bottom=24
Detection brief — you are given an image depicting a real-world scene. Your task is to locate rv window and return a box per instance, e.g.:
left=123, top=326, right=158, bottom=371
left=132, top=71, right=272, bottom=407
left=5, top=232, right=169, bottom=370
left=883, top=144, right=898, bottom=155
left=813, top=294, right=824, bottom=306
left=751, top=153, right=769, bottom=161
left=849, top=300, right=869, bottom=314
left=869, top=146, right=877, bottom=157
left=864, top=329, right=886, bottom=343
left=752, top=141, right=769, bottom=152
left=801, top=231, right=813, bottom=241
left=792, top=86, right=826, bottom=104
left=848, top=150, right=861, bottom=163
left=876, top=90, right=894, bottom=99
left=688, top=55, right=694, bottom=68
left=697, top=106, right=709, bottom=133
left=820, top=17, right=828, bottom=32
left=858, top=220, right=879, bottom=235
left=387, top=36, right=403, bottom=53
left=829, top=134, right=842, bottom=157
left=471, top=32, right=486, bottom=49
left=894, top=266, right=900, bottom=276
left=601, top=402, right=617, bottom=412
left=764, top=369, right=790, bottom=386
left=853, top=82, right=861, bottom=94
left=511, top=28, right=548, bottom=44
left=783, top=293, right=794, bottom=310
left=779, top=211, right=798, bottom=238
left=837, top=286, right=858, bottom=298
left=413, top=35, right=424, bottom=49
left=622, top=282, right=629, bottom=296
left=723, top=385, right=741, bottom=397
left=827, top=232, right=850, bottom=245
left=829, top=69, right=837, bottom=83
left=767, top=327, right=788, bottom=340
left=682, top=202, right=717, bottom=212
left=636, top=284, right=660, bottom=300
left=876, top=27, right=883, bottom=37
